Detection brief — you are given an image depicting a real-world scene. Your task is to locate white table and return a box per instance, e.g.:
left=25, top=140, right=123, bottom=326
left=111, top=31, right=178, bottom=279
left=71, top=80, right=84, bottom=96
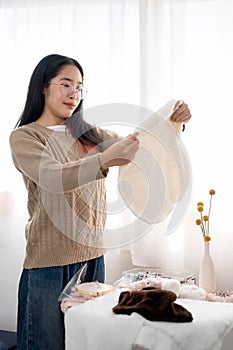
left=65, top=289, right=233, bottom=350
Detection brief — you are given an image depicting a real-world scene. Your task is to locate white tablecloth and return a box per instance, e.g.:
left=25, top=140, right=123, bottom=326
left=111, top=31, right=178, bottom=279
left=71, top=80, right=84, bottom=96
left=65, top=289, right=233, bottom=350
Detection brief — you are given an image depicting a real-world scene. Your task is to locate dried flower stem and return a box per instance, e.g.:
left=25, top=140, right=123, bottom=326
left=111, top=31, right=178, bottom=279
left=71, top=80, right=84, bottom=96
left=200, top=213, right=205, bottom=236
left=208, top=195, right=213, bottom=235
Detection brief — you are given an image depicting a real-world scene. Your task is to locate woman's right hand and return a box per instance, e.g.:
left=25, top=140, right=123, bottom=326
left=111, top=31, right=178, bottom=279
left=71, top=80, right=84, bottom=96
left=99, top=133, right=140, bottom=172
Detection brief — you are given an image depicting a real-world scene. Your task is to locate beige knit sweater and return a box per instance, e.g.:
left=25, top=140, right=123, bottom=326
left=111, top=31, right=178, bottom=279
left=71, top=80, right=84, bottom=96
left=9, top=122, right=119, bottom=268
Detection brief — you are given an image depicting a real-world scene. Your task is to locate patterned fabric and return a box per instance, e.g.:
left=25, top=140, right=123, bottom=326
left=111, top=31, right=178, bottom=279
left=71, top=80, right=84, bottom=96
left=9, top=122, right=119, bottom=268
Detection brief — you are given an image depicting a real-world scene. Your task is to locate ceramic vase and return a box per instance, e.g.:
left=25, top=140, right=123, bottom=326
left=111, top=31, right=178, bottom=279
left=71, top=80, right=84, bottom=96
left=199, top=240, right=216, bottom=293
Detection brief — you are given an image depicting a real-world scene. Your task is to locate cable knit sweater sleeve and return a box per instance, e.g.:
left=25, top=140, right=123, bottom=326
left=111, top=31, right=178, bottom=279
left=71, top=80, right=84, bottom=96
left=9, top=122, right=120, bottom=193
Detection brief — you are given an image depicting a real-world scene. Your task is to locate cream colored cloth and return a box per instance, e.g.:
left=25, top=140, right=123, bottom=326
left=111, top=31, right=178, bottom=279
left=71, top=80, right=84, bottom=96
left=118, top=99, right=191, bottom=227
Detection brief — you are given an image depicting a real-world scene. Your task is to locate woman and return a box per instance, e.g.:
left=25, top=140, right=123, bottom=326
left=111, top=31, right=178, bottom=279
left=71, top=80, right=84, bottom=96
left=9, top=54, right=191, bottom=350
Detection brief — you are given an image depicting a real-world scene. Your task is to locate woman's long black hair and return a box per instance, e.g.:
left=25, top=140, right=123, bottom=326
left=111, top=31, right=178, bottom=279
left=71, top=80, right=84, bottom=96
left=16, top=54, right=102, bottom=147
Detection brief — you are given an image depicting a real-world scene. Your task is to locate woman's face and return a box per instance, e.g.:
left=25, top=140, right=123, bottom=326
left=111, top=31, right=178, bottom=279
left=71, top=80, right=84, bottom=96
left=40, top=64, right=83, bottom=126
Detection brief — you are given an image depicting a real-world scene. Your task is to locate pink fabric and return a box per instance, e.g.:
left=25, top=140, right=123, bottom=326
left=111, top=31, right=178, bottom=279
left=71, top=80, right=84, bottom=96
left=61, top=292, right=96, bottom=313
left=127, top=277, right=163, bottom=291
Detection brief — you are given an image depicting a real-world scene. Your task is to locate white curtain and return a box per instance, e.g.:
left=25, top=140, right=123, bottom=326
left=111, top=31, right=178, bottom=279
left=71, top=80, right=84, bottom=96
left=1, top=0, right=233, bottom=330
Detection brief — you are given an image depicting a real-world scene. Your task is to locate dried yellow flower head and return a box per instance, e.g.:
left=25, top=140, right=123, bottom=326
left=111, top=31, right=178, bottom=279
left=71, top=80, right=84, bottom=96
left=204, top=235, right=211, bottom=242
left=196, top=219, right=202, bottom=225
left=209, top=189, right=215, bottom=195
left=203, top=215, right=209, bottom=221
left=197, top=202, right=204, bottom=207
left=197, top=206, right=204, bottom=212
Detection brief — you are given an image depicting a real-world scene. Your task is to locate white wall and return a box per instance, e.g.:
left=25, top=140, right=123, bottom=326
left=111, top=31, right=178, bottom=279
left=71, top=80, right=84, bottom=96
left=0, top=192, right=26, bottom=330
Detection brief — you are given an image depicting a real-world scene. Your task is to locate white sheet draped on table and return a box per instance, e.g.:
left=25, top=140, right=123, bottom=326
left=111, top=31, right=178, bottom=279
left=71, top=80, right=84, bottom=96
left=65, top=290, right=233, bottom=350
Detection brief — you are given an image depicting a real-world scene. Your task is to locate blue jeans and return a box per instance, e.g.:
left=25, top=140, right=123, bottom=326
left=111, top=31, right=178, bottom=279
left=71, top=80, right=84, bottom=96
left=17, top=256, right=105, bottom=350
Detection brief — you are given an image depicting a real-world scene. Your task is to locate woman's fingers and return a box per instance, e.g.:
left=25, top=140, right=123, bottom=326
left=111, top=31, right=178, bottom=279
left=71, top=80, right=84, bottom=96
left=99, top=134, right=140, bottom=169
left=127, top=132, right=139, bottom=141
left=170, top=101, right=192, bottom=123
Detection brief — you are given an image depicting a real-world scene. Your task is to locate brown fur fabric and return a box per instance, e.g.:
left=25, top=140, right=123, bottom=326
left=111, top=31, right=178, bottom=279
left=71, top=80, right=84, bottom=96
left=112, top=287, right=193, bottom=322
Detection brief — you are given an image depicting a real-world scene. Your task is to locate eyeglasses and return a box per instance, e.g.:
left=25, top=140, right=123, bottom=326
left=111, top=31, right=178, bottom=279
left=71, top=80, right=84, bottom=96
left=48, top=82, right=88, bottom=99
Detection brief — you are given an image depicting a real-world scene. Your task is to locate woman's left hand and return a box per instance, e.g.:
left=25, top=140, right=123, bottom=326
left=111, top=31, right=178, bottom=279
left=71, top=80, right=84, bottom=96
left=170, top=100, right=192, bottom=123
